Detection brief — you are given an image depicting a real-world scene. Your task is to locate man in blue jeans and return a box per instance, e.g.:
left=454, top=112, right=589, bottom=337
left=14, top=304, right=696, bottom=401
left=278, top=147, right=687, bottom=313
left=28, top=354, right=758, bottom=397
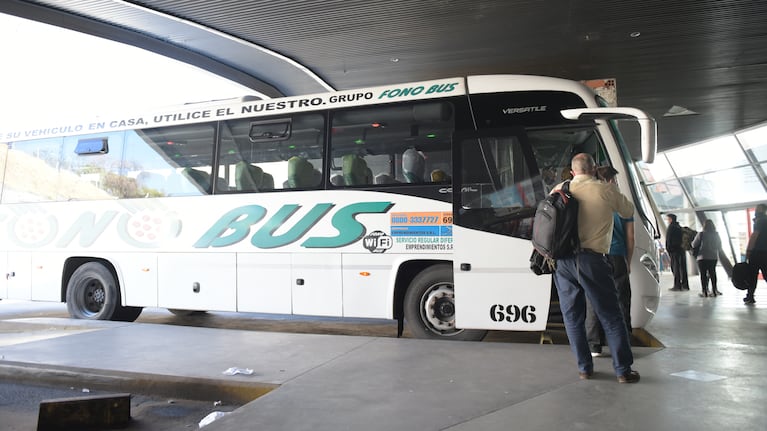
left=553, top=154, right=640, bottom=383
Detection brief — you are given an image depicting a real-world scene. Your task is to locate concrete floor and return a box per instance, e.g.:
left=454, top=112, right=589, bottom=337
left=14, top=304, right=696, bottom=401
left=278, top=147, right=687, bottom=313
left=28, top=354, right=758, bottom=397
left=0, top=269, right=765, bottom=431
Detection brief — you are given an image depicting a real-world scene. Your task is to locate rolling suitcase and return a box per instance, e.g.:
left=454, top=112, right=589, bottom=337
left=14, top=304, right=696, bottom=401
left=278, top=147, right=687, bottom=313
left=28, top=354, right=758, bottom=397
left=732, top=262, right=756, bottom=290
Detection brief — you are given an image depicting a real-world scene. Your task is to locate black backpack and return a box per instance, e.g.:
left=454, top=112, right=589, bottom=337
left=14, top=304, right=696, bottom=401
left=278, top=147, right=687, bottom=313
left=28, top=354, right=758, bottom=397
left=680, top=226, right=697, bottom=251
left=531, top=180, right=580, bottom=259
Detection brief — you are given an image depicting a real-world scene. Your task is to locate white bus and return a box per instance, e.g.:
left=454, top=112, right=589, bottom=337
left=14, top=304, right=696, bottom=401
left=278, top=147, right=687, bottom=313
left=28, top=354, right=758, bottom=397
left=0, top=75, right=659, bottom=340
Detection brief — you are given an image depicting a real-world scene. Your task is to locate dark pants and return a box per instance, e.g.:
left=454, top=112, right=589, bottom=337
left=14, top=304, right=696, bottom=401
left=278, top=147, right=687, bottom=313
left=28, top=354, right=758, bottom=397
left=586, top=255, right=631, bottom=352
left=670, top=250, right=689, bottom=289
left=747, top=251, right=767, bottom=300
left=554, top=251, right=634, bottom=376
left=697, top=259, right=717, bottom=293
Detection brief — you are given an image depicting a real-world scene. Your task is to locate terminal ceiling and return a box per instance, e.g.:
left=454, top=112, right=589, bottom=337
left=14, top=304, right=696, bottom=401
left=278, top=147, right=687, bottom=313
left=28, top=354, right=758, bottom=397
left=2, top=0, right=767, bottom=155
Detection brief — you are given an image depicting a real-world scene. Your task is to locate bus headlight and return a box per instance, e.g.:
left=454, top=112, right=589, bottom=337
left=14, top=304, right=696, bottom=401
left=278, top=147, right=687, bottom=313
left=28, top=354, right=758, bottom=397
left=639, top=253, right=659, bottom=283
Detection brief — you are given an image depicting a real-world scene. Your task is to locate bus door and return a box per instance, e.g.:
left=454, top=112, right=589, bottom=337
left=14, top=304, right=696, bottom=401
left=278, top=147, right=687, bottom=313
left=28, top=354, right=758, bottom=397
left=452, top=128, right=551, bottom=331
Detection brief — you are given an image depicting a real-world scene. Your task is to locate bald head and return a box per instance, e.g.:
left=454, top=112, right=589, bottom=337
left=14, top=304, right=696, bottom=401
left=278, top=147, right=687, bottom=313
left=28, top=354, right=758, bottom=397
left=571, top=153, right=596, bottom=176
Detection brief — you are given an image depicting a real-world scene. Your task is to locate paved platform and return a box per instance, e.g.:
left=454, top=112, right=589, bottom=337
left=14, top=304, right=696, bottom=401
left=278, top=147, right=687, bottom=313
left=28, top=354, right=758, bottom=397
left=0, top=270, right=765, bottom=430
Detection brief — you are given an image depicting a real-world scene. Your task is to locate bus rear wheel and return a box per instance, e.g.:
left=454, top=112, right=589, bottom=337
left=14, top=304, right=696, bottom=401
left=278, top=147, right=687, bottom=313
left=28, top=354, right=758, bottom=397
left=404, top=264, right=487, bottom=341
left=65, top=262, right=142, bottom=322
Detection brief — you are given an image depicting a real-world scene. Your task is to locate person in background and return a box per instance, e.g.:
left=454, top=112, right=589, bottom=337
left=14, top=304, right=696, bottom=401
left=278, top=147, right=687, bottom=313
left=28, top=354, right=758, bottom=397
left=656, top=239, right=671, bottom=272
left=691, top=219, right=722, bottom=297
left=585, top=166, right=634, bottom=357
left=552, top=154, right=640, bottom=384
left=745, top=203, right=767, bottom=304
left=665, top=213, right=689, bottom=291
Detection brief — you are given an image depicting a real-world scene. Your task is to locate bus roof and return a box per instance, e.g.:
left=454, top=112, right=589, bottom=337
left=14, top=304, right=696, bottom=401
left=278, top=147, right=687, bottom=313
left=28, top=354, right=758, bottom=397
left=1, top=74, right=599, bottom=143
left=1, top=77, right=467, bottom=142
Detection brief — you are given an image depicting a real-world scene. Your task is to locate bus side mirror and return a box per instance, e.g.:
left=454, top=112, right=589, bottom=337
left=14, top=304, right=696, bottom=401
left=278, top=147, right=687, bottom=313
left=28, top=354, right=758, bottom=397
left=560, top=107, right=657, bottom=164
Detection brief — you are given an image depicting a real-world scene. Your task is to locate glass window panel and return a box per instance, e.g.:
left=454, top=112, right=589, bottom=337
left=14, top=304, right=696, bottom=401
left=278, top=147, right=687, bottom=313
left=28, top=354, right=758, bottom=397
left=219, top=114, right=325, bottom=192
left=646, top=180, right=690, bottom=211
left=636, top=154, right=675, bottom=183
left=737, top=123, right=767, bottom=162
left=131, top=123, right=217, bottom=196
left=665, top=135, right=748, bottom=177
left=629, top=161, right=657, bottom=232
left=3, top=137, right=63, bottom=202
left=679, top=166, right=767, bottom=207
left=673, top=212, right=698, bottom=231
left=61, top=132, right=130, bottom=199
left=724, top=209, right=751, bottom=262
left=0, top=144, right=6, bottom=200
left=458, top=133, right=541, bottom=239
left=2, top=136, right=119, bottom=202
left=330, top=101, right=454, bottom=187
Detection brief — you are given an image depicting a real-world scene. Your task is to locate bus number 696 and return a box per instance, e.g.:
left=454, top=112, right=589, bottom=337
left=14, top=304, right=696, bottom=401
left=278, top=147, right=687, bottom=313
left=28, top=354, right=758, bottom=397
left=489, top=304, right=537, bottom=323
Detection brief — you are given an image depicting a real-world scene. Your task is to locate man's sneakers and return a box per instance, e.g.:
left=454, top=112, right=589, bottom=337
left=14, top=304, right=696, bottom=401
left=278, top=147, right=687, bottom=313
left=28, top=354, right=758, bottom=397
left=579, top=369, right=641, bottom=383
left=744, top=296, right=756, bottom=304
left=669, top=286, right=690, bottom=292
left=617, top=370, right=641, bottom=384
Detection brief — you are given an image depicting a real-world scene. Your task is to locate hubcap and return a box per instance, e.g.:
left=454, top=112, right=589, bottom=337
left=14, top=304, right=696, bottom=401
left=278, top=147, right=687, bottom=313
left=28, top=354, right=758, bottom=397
left=421, top=283, right=458, bottom=334
left=82, top=279, right=106, bottom=315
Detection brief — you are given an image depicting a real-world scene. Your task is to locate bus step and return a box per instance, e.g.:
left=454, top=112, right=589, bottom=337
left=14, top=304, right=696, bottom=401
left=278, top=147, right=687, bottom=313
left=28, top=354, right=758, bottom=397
left=539, top=332, right=554, bottom=344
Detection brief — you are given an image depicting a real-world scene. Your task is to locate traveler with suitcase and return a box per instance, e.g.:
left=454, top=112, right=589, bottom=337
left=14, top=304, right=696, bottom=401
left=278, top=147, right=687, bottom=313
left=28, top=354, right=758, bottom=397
left=744, top=203, right=767, bottom=304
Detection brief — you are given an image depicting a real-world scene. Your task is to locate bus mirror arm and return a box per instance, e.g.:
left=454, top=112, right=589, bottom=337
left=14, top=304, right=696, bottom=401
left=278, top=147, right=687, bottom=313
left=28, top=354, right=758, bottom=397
left=560, top=107, right=657, bottom=164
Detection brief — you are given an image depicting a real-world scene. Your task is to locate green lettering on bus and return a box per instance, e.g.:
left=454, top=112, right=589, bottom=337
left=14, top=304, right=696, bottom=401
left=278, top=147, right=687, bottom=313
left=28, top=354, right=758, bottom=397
left=193, top=205, right=267, bottom=248
left=56, top=211, right=118, bottom=247
left=302, top=202, right=394, bottom=248
left=251, top=203, right=334, bottom=249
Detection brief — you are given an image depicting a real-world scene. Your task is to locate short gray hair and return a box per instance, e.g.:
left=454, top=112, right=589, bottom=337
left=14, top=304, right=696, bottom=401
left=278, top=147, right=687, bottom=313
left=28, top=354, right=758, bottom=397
left=571, top=153, right=595, bottom=174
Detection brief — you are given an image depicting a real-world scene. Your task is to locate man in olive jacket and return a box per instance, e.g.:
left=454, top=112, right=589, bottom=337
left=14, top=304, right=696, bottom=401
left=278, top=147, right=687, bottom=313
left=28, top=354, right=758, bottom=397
left=552, top=153, right=639, bottom=384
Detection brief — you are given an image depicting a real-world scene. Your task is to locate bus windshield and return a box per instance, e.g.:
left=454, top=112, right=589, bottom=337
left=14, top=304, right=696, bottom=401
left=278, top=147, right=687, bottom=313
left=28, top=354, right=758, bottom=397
left=456, top=123, right=607, bottom=240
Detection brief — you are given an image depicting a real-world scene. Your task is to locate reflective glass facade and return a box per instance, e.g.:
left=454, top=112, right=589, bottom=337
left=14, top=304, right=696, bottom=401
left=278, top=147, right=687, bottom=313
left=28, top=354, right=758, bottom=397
left=637, top=122, right=767, bottom=264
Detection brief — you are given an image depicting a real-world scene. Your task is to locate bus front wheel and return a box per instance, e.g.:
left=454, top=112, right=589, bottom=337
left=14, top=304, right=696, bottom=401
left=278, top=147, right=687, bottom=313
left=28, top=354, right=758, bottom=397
left=66, top=262, right=142, bottom=322
left=404, top=264, right=487, bottom=341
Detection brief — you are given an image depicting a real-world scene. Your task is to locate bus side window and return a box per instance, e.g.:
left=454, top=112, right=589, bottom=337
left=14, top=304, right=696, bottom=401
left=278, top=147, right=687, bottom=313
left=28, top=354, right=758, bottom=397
left=330, top=101, right=454, bottom=188
left=218, top=113, right=325, bottom=192
left=128, top=122, right=217, bottom=196
left=181, top=167, right=211, bottom=192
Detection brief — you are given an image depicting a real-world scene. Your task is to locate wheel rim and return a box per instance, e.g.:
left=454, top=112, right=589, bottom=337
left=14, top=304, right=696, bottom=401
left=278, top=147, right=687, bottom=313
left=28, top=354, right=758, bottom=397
left=78, top=278, right=106, bottom=317
left=419, top=282, right=461, bottom=336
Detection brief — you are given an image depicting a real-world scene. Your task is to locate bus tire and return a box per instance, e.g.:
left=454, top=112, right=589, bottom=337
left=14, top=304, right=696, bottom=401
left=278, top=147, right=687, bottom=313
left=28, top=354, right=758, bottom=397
left=403, top=264, right=487, bottom=341
left=65, top=262, right=141, bottom=322
left=114, top=305, right=144, bottom=322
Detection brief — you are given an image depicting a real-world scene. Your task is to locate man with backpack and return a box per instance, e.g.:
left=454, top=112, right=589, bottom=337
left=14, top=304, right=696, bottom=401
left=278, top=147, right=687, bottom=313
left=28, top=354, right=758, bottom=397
left=552, top=153, right=640, bottom=383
